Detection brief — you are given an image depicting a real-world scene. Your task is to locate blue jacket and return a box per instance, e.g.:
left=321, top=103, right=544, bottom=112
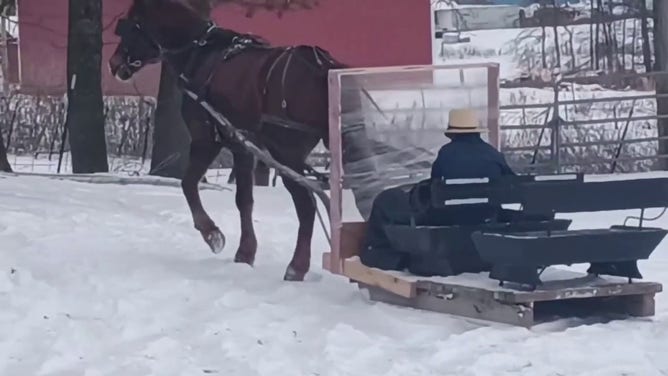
left=431, top=134, right=515, bottom=180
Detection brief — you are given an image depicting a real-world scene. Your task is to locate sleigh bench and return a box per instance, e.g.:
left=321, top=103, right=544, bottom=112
left=323, top=173, right=667, bottom=326
left=467, top=176, right=668, bottom=289
left=390, top=174, right=668, bottom=290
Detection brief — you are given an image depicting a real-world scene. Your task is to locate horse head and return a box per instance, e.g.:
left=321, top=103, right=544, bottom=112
left=109, top=0, right=212, bottom=81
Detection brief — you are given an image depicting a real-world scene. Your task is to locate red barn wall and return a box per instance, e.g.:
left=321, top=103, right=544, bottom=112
left=17, top=0, right=160, bottom=96
left=17, top=0, right=431, bottom=97
left=214, top=0, right=432, bottom=68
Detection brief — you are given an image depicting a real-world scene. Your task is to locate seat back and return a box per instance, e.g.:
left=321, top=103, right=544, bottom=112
left=427, top=174, right=668, bottom=216
left=521, top=177, right=668, bottom=215
left=428, top=173, right=583, bottom=209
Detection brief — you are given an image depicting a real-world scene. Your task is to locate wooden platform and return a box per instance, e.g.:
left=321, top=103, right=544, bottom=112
left=323, top=222, right=663, bottom=327
left=336, top=256, right=662, bottom=327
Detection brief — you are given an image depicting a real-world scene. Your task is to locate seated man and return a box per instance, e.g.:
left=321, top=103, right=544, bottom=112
left=359, top=108, right=516, bottom=271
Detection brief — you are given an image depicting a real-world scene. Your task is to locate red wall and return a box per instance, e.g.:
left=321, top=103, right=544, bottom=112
left=17, top=0, right=160, bottom=96
left=17, top=0, right=431, bottom=97
left=214, top=1, right=432, bottom=68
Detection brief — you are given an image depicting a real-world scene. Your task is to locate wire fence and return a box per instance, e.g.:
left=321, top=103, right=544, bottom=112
left=3, top=70, right=668, bottom=186
left=0, top=91, right=244, bottom=183
left=501, top=70, right=668, bottom=175
left=1, top=92, right=156, bottom=173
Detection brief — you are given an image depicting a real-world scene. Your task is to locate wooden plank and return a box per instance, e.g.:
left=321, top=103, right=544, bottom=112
left=592, top=293, right=657, bottom=317
left=622, top=293, right=656, bottom=317
left=327, top=71, right=344, bottom=275
left=532, top=293, right=657, bottom=323
left=340, top=222, right=368, bottom=259
left=494, top=281, right=663, bottom=304
left=322, top=252, right=332, bottom=272
left=352, top=271, right=662, bottom=326
left=364, top=284, right=534, bottom=327
left=363, top=281, right=660, bottom=327
left=343, top=258, right=416, bottom=298
left=322, top=222, right=367, bottom=272
left=344, top=259, right=662, bottom=326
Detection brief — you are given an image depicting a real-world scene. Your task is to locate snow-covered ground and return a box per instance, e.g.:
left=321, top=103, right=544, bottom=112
left=2, top=172, right=668, bottom=375
left=1, top=4, right=667, bottom=374
left=6, top=153, right=236, bottom=186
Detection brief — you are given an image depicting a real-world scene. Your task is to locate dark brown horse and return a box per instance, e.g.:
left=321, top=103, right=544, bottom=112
left=109, top=0, right=377, bottom=281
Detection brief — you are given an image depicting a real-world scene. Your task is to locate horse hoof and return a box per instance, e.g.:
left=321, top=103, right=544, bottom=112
left=204, top=229, right=226, bottom=254
left=283, top=266, right=306, bottom=281
left=234, top=253, right=255, bottom=266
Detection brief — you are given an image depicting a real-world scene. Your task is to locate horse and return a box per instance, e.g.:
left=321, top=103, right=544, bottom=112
left=109, top=0, right=379, bottom=281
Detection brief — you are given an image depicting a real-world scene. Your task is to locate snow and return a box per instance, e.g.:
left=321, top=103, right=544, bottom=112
left=2, top=172, right=668, bottom=375
left=1, top=2, right=667, bottom=374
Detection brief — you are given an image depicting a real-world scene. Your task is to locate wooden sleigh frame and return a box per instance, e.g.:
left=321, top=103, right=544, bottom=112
left=321, top=63, right=663, bottom=328
left=321, top=222, right=662, bottom=327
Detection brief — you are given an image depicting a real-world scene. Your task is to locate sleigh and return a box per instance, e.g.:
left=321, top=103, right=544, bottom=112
left=318, top=63, right=666, bottom=327
left=322, top=174, right=667, bottom=327
left=183, top=59, right=666, bottom=326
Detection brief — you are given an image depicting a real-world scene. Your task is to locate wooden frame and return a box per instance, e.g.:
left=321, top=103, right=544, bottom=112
left=321, top=223, right=662, bottom=327
left=326, top=63, right=501, bottom=274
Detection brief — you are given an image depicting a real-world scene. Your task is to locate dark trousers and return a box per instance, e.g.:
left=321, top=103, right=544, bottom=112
left=358, top=186, right=554, bottom=272
left=359, top=187, right=414, bottom=270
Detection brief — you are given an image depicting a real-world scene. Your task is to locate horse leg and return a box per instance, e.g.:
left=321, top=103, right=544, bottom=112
left=232, top=149, right=258, bottom=265
left=181, top=139, right=225, bottom=253
left=282, top=173, right=316, bottom=281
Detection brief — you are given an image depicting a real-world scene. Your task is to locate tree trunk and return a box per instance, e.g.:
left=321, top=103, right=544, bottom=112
left=66, top=0, right=108, bottom=173
left=551, top=0, right=561, bottom=69
left=640, top=0, right=653, bottom=72
left=0, top=129, right=11, bottom=172
left=654, top=0, right=668, bottom=170
left=149, top=1, right=212, bottom=179
left=149, top=64, right=191, bottom=178
left=541, top=26, right=547, bottom=68
left=589, top=0, right=594, bottom=69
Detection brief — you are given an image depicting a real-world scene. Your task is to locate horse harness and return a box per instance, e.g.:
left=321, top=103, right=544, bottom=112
left=176, top=22, right=333, bottom=139
left=175, top=23, right=331, bottom=183
left=115, top=17, right=330, bottom=183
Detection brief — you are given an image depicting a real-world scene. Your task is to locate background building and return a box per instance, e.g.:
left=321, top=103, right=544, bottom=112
left=15, top=0, right=432, bottom=96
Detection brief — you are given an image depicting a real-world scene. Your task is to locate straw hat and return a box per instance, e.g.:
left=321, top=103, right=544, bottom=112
left=444, top=108, right=487, bottom=135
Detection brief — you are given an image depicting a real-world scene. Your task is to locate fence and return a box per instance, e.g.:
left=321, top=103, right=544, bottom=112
left=4, top=70, right=668, bottom=184
left=0, top=91, right=245, bottom=180
left=500, top=70, right=668, bottom=174
left=0, top=92, right=157, bottom=174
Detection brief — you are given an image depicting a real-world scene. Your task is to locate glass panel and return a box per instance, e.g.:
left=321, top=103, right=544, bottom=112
left=333, top=65, right=495, bottom=222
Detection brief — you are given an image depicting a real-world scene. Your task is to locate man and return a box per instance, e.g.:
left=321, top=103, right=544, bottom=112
left=359, top=108, right=515, bottom=271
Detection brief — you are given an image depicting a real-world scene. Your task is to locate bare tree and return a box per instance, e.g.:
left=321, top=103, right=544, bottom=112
left=150, top=63, right=191, bottom=179
left=149, top=0, right=213, bottom=179
left=0, top=0, right=14, bottom=93
left=0, top=128, right=9, bottom=172
left=0, top=0, right=12, bottom=172
left=0, top=0, right=14, bottom=14
left=640, top=0, right=653, bottom=72
left=66, top=0, right=108, bottom=173
left=654, top=0, right=668, bottom=170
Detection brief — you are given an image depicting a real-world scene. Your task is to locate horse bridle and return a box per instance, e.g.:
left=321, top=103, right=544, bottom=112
left=114, top=17, right=216, bottom=69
